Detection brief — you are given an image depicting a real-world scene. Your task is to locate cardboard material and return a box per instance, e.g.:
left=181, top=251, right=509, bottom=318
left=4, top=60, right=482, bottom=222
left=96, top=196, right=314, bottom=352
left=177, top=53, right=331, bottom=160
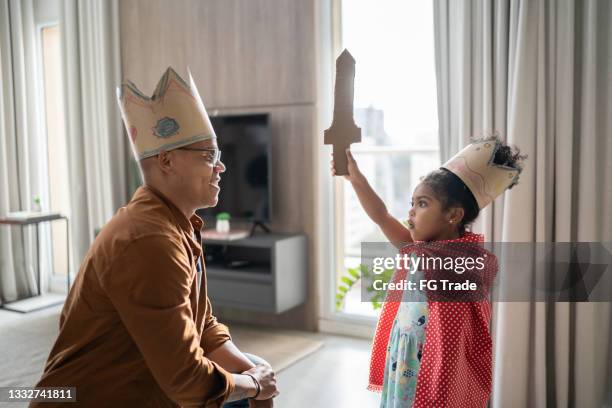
left=324, top=49, right=361, bottom=175
left=442, top=138, right=521, bottom=209
left=117, top=67, right=216, bottom=161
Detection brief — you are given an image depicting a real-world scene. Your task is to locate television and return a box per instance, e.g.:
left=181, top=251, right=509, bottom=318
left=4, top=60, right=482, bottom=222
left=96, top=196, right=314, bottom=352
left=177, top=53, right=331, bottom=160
left=198, top=113, right=272, bottom=225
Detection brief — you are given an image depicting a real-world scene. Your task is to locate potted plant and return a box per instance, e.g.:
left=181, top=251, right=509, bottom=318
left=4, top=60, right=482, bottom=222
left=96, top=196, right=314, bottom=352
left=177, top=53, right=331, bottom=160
left=335, top=264, right=394, bottom=311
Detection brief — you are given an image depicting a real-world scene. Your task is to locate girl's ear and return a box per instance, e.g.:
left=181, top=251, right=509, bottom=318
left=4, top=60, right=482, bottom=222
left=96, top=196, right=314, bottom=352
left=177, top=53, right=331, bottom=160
left=446, top=207, right=465, bottom=225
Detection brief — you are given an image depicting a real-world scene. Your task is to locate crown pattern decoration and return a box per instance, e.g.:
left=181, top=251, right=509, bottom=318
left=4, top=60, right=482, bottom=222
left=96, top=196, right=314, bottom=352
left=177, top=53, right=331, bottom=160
left=117, top=67, right=216, bottom=160
left=441, top=138, right=521, bottom=209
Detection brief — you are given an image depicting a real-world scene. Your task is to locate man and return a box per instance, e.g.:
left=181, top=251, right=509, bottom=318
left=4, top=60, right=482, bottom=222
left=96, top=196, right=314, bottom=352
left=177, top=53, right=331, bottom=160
left=32, top=67, right=278, bottom=407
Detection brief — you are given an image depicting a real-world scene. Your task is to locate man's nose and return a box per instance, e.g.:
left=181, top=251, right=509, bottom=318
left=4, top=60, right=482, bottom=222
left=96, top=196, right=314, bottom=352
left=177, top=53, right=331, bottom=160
left=215, top=160, right=226, bottom=173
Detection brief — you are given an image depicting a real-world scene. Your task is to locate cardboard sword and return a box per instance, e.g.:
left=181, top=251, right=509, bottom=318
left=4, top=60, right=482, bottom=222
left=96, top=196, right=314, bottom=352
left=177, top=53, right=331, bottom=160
left=324, top=49, right=361, bottom=176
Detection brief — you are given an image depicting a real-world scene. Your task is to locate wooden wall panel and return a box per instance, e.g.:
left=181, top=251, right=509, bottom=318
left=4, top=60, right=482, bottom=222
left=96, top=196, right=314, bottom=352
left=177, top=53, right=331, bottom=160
left=207, top=106, right=317, bottom=330
left=119, top=0, right=316, bottom=108
left=119, top=0, right=320, bottom=330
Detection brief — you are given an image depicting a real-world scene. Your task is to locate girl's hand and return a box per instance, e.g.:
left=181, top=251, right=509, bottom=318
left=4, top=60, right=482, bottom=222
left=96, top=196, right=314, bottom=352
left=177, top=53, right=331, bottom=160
left=330, top=148, right=364, bottom=183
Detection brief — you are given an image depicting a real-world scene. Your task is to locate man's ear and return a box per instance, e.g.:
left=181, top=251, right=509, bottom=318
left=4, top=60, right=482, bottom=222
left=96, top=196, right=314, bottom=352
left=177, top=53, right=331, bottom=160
left=157, top=150, right=174, bottom=174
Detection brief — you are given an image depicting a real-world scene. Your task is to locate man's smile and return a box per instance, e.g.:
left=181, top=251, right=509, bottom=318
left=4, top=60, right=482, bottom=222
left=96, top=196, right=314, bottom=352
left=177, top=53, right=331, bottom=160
left=209, top=177, right=221, bottom=189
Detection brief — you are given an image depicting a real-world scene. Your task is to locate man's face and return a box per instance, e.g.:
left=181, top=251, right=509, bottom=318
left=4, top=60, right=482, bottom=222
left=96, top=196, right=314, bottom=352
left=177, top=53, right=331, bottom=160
left=170, top=139, right=225, bottom=210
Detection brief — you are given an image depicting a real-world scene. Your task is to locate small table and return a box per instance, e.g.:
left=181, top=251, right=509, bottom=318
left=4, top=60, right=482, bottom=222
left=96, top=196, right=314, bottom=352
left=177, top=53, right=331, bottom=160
left=0, top=212, right=70, bottom=312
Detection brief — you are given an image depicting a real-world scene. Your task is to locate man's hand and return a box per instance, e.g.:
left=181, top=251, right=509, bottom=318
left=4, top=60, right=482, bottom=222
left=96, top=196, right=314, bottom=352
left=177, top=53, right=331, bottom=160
left=249, top=398, right=274, bottom=407
left=243, top=364, right=279, bottom=400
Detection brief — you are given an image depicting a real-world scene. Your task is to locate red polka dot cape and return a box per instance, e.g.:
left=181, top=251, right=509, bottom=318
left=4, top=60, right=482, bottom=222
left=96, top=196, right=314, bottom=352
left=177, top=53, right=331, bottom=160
left=368, top=231, right=498, bottom=408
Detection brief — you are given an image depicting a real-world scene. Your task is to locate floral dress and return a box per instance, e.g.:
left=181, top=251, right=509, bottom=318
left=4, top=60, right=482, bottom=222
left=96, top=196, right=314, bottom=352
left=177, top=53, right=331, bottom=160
left=380, top=253, right=429, bottom=408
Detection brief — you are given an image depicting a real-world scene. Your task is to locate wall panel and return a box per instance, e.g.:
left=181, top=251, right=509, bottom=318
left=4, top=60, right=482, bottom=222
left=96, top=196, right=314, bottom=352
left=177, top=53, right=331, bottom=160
left=119, top=0, right=319, bottom=330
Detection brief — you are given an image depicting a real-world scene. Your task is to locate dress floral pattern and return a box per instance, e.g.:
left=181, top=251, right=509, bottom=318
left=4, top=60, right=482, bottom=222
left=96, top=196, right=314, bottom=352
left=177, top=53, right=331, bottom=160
left=380, top=254, right=429, bottom=408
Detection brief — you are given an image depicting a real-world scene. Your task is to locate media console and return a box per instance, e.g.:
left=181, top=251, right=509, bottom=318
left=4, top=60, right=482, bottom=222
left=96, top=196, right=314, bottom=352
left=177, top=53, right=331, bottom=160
left=202, top=232, right=306, bottom=313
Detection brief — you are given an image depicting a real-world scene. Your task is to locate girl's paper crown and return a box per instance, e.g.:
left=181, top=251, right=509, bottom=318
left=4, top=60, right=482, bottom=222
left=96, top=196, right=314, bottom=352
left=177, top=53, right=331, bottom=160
left=441, top=138, right=521, bottom=209
left=117, top=66, right=216, bottom=160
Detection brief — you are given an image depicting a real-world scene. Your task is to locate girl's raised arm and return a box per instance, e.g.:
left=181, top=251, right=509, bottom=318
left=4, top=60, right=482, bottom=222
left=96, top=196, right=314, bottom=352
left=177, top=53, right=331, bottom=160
left=331, top=149, right=413, bottom=248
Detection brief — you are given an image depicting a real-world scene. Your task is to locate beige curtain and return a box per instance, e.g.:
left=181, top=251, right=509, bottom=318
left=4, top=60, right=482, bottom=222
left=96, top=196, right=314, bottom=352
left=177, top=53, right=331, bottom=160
left=0, top=0, right=44, bottom=303
left=1, top=0, right=126, bottom=301
left=433, top=0, right=612, bottom=406
left=59, top=0, right=126, bottom=273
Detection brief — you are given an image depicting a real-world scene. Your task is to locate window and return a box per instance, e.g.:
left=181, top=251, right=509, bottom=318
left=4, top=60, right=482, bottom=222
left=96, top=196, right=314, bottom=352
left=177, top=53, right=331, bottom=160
left=39, top=24, right=70, bottom=283
left=335, top=0, right=439, bottom=318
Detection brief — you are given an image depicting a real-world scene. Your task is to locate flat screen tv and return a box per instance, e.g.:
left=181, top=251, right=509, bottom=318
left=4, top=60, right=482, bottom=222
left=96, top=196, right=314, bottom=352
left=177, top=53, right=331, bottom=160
left=198, top=113, right=271, bottom=224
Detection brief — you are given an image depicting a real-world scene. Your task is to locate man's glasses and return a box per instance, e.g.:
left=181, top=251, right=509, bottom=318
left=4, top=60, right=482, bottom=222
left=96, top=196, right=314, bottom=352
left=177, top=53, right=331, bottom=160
left=178, top=147, right=222, bottom=166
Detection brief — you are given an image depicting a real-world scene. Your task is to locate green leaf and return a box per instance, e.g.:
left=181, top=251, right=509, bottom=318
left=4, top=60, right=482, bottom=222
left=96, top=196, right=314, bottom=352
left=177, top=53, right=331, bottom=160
left=216, top=212, right=231, bottom=220
left=335, top=264, right=389, bottom=313
left=341, top=276, right=354, bottom=286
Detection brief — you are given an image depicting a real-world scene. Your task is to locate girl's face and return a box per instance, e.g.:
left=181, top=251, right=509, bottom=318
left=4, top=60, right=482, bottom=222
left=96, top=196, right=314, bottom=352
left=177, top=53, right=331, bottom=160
left=406, top=183, right=464, bottom=242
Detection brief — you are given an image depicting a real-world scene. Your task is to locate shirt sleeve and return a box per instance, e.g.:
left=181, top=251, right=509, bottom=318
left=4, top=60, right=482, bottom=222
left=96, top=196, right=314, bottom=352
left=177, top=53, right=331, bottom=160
left=201, top=297, right=232, bottom=353
left=100, top=235, right=235, bottom=408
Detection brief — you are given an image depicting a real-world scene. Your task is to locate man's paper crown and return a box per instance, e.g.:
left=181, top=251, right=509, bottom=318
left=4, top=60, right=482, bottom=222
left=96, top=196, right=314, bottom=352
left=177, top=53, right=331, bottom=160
left=441, top=138, right=521, bottom=209
left=117, top=67, right=216, bottom=160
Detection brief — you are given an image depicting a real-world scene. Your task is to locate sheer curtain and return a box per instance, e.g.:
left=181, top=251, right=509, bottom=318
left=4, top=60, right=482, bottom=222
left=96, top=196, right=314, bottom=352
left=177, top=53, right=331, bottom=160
left=0, top=0, right=44, bottom=303
left=0, top=0, right=126, bottom=302
left=433, top=0, right=611, bottom=406
left=60, top=0, right=126, bottom=274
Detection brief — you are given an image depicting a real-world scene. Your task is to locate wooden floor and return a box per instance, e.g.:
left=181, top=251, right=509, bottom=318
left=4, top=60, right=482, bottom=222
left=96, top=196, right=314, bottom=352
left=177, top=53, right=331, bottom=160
left=275, top=335, right=380, bottom=407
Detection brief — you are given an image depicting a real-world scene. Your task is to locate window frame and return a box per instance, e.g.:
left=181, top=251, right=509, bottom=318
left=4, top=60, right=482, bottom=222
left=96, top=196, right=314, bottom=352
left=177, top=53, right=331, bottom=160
left=35, top=20, right=70, bottom=293
left=318, top=0, right=440, bottom=337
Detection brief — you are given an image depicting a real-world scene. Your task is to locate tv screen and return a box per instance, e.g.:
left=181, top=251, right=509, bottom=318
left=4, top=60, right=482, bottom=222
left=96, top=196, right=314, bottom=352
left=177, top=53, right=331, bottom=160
left=198, top=114, right=271, bottom=223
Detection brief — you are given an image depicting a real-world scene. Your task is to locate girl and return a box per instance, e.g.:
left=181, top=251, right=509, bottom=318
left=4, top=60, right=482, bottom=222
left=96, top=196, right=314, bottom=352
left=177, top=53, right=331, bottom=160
left=331, top=136, right=526, bottom=407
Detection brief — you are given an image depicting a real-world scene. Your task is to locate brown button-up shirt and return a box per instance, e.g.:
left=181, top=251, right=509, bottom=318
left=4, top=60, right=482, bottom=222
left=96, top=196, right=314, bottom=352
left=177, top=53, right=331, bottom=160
left=32, top=186, right=234, bottom=407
